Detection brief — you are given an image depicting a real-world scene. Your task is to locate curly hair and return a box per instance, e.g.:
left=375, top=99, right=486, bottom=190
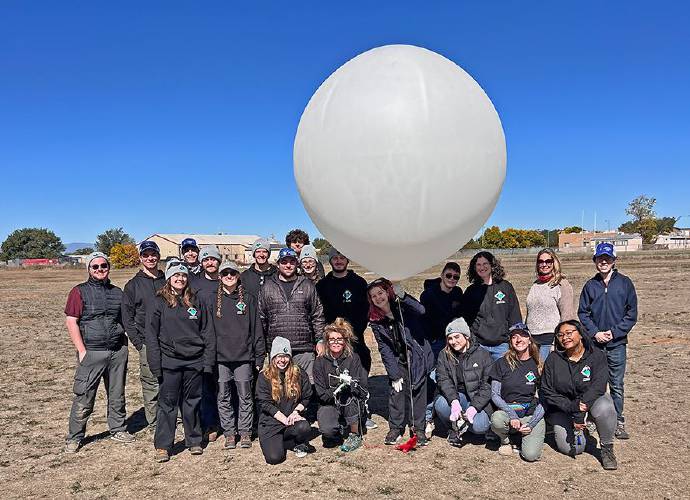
left=285, top=229, right=310, bottom=246
left=321, top=317, right=356, bottom=357
left=466, top=251, right=506, bottom=284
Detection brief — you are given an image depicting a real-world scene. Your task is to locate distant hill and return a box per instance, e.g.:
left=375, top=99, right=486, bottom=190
left=65, top=242, right=94, bottom=253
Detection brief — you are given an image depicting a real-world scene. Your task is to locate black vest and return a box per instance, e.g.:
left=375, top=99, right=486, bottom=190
left=78, top=278, right=126, bottom=350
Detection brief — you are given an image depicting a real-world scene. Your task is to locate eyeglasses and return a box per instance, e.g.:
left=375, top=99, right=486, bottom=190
left=444, top=273, right=460, bottom=280
left=221, top=270, right=239, bottom=278
left=538, top=259, right=554, bottom=265
left=90, top=263, right=109, bottom=270
left=327, top=338, right=345, bottom=344
left=556, top=329, right=578, bottom=339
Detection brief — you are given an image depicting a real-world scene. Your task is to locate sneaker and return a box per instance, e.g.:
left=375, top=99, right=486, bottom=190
left=293, top=444, right=309, bottom=458
left=175, top=423, right=185, bottom=439
left=224, top=435, right=237, bottom=450
left=189, top=446, right=203, bottom=455
left=498, top=444, right=514, bottom=456
left=240, top=434, right=252, bottom=449
left=601, top=443, right=618, bottom=470
left=614, top=421, right=629, bottom=440
left=64, top=440, right=80, bottom=453
left=340, top=433, right=363, bottom=452
left=586, top=420, right=597, bottom=435
left=384, top=429, right=403, bottom=445
left=447, top=430, right=463, bottom=448
left=416, top=433, right=429, bottom=447
left=111, top=431, right=136, bottom=444
left=302, top=442, right=317, bottom=454
left=365, top=418, right=378, bottom=430
left=155, top=448, right=170, bottom=463
left=425, top=421, right=435, bottom=439
left=205, top=428, right=219, bottom=443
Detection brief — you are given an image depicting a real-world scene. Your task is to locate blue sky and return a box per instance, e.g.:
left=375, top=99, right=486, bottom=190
left=2, top=1, right=689, bottom=245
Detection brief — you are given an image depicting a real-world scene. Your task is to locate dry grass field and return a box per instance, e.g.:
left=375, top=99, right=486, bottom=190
left=1, top=252, right=688, bottom=499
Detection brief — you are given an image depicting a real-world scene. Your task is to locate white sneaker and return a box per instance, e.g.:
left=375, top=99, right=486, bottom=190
left=425, top=421, right=434, bottom=439
left=365, top=418, right=378, bottom=430
left=293, top=444, right=308, bottom=458
left=498, top=444, right=513, bottom=456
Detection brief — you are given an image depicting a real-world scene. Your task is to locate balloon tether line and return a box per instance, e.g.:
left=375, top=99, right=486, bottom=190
left=395, top=295, right=418, bottom=452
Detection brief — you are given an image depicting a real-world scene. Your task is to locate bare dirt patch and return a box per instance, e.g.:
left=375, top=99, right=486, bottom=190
left=0, top=253, right=688, bottom=499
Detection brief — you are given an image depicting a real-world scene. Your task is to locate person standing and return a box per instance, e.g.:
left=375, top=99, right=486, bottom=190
left=298, top=244, right=324, bottom=283
left=121, top=240, right=165, bottom=432
left=578, top=242, right=637, bottom=440
left=64, top=252, right=135, bottom=453
left=462, top=251, right=522, bottom=360
left=285, top=228, right=326, bottom=277
left=180, top=238, right=202, bottom=276
left=204, top=261, right=265, bottom=450
left=259, top=248, right=325, bottom=383
left=189, top=245, right=222, bottom=295
left=146, top=261, right=215, bottom=462
left=241, top=238, right=277, bottom=299
left=525, top=249, right=575, bottom=361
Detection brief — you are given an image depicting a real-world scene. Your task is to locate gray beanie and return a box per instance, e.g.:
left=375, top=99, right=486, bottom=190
left=199, top=245, right=221, bottom=263
left=446, top=317, right=471, bottom=338
left=86, top=251, right=110, bottom=270
left=327, top=247, right=346, bottom=261
left=219, top=261, right=240, bottom=274
left=251, top=238, right=271, bottom=256
left=299, top=244, right=318, bottom=263
left=165, top=262, right=189, bottom=280
left=270, top=336, right=292, bottom=360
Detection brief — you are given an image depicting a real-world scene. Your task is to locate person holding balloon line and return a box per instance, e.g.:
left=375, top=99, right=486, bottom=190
left=368, top=278, right=434, bottom=447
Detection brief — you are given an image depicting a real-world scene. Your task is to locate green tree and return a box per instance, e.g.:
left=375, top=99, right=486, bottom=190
left=462, top=238, right=481, bottom=249
left=0, top=228, right=65, bottom=260
left=96, top=227, right=135, bottom=255
left=539, top=229, right=560, bottom=248
left=563, top=226, right=583, bottom=234
left=73, top=247, right=94, bottom=255
left=312, top=237, right=332, bottom=254
left=655, top=216, right=677, bottom=234
left=617, top=221, right=637, bottom=233
left=481, top=226, right=504, bottom=248
left=625, top=195, right=656, bottom=223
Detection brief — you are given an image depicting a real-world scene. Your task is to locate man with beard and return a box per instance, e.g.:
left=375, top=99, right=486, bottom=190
left=241, top=238, right=277, bottom=299
left=189, top=245, right=222, bottom=295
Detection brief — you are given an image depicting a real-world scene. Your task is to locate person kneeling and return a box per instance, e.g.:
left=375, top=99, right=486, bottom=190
left=434, top=318, right=493, bottom=446
left=256, top=337, right=315, bottom=464
left=314, top=318, right=368, bottom=452
left=541, top=320, right=618, bottom=470
left=489, top=323, right=545, bottom=462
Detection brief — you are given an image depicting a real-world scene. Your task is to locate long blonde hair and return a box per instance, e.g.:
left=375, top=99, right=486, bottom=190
left=320, top=317, right=355, bottom=358
left=535, top=248, right=564, bottom=287
left=157, top=280, right=195, bottom=309
left=505, top=336, right=543, bottom=375
left=263, top=358, right=302, bottom=402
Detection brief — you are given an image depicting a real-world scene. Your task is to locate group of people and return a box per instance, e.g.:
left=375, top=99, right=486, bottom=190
left=63, top=228, right=637, bottom=470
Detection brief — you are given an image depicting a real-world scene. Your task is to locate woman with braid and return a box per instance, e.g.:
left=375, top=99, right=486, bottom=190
left=202, top=261, right=265, bottom=450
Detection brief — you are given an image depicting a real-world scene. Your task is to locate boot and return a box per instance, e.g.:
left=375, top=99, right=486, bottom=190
left=601, top=443, right=618, bottom=470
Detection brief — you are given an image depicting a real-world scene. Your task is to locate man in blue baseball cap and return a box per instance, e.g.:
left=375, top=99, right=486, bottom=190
left=578, top=242, right=638, bottom=440
left=180, top=238, right=201, bottom=275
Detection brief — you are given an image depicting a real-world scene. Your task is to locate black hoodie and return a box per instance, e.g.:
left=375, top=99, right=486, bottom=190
left=420, top=278, right=463, bottom=342
left=255, top=368, right=312, bottom=438
left=313, top=351, right=368, bottom=405
left=316, top=270, right=369, bottom=338
left=540, top=335, right=609, bottom=424
left=462, top=279, right=522, bottom=346
left=241, top=264, right=277, bottom=299
left=121, top=269, right=165, bottom=350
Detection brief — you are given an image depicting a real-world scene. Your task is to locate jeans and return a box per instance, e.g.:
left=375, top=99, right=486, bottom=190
left=539, top=344, right=553, bottom=362
left=479, top=343, right=509, bottom=361
left=425, top=339, right=446, bottom=422
left=603, top=344, right=627, bottom=422
left=490, top=411, right=545, bottom=462
left=434, top=392, right=490, bottom=434
left=549, top=394, right=617, bottom=455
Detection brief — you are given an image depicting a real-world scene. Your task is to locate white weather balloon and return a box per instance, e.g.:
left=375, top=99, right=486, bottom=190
left=294, top=44, right=506, bottom=280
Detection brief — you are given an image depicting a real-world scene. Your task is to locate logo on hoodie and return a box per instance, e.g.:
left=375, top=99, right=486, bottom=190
left=581, top=365, right=591, bottom=382
left=187, top=307, right=198, bottom=319
left=236, top=301, right=246, bottom=315
left=525, top=371, right=536, bottom=384
left=494, top=291, right=506, bottom=304
left=343, top=289, right=352, bottom=303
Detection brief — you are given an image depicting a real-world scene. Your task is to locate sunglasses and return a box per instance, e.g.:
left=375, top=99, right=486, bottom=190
left=444, top=273, right=460, bottom=280
left=221, top=270, right=239, bottom=278
left=538, top=259, right=554, bottom=265
left=90, top=263, right=109, bottom=270
left=327, top=338, right=345, bottom=344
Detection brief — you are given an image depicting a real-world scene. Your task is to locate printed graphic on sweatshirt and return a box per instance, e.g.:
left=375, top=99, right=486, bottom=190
left=525, top=371, right=536, bottom=385
left=343, top=289, right=352, bottom=303
left=236, top=302, right=246, bottom=315
left=187, top=307, right=198, bottom=319
left=581, top=365, right=591, bottom=382
left=494, top=291, right=506, bottom=304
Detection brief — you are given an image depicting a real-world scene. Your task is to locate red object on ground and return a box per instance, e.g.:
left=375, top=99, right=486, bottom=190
left=395, top=434, right=417, bottom=453
left=22, top=258, right=59, bottom=266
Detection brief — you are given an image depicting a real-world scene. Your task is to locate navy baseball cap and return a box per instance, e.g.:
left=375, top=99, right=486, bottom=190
left=139, top=240, right=160, bottom=255
left=509, top=322, right=531, bottom=337
left=277, top=247, right=298, bottom=262
left=593, top=242, right=616, bottom=260
left=181, top=238, right=199, bottom=251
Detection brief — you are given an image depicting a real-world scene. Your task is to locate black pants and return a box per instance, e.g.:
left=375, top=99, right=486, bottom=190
left=200, top=370, right=220, bottom=432
left=155, top=365, right=202, bottom=450
left=318, top=401, right=362, bottom=444
left=355, top=344, right=372, bottom=374
left=259, top=420, right=312, bottom=465
left=388, top=368, right=426, bottom=434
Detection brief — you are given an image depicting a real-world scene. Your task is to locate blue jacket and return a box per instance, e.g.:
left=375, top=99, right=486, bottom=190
left=370, top=295, right=434, bottom=389
left=578, top=269, right=637, bottom=348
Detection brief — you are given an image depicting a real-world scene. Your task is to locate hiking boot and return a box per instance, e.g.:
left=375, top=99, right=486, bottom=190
left=425, top=420, right=435, bottom=439
left=293, top=444, right=309, bottom=458
left=447, top=430, right=463, bottom=448
left=340, top=433, right=363, bottom=452
left=365, top=418, right=378, bottom=430
left=614, top=421, right=629, bottom=440
left=155, top=449, right=170, bottom=463
left=416, top=433, right=429, bottom=447
left=64, top=440, right=80, bottom=453
left=384, top=429, right=403, bottom=445
left=189, top=446, right=203, bottom=455
left=601, top=443, right=618, bottom=470
left=498, top=444, right=514, bottom=456
left=111, top=431, right=136, bottom=444
left=240, top=434, right=252, bottom=449
left=224, top=435, right=237, bottom=450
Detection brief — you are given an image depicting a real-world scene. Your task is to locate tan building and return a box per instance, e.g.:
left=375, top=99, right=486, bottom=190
left=143, top=234, right=280, bottom=264
left=558, top=231, right=643, bottom=253
left=655, top=228, right=690, bottom=249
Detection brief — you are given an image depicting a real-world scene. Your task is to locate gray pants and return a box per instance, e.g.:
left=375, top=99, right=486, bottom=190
left=490, top=411, right=546, bottom=462
left=66, top=344, right=128, bottom=442
left=217, top=361, right=254, bottom=436
left=292, top=352, right=315, bottom=384
left=138, top=344, right=159, bottom=427
left=550, top=393, right=617, bottom=455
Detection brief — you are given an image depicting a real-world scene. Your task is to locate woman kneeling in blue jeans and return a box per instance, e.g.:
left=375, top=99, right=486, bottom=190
left=434, top=318, right=493, bottom=446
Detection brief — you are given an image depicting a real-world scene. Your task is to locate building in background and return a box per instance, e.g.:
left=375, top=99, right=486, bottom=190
left=655, top=228, right=690, bottom=249
left=143, top=234, right=281, bottom=264
left=558, top=231, right=643, bottom=253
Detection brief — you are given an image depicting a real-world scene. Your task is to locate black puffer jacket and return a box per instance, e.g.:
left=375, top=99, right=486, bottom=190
left=436, top=341, right=493, bottom=414
left=259, top=275, right=325, bottom=354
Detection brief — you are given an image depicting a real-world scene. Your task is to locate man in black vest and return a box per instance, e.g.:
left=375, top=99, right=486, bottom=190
left=121, top=240, right=165, bottom=432
left=64, top=252, right=135, bottom=453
